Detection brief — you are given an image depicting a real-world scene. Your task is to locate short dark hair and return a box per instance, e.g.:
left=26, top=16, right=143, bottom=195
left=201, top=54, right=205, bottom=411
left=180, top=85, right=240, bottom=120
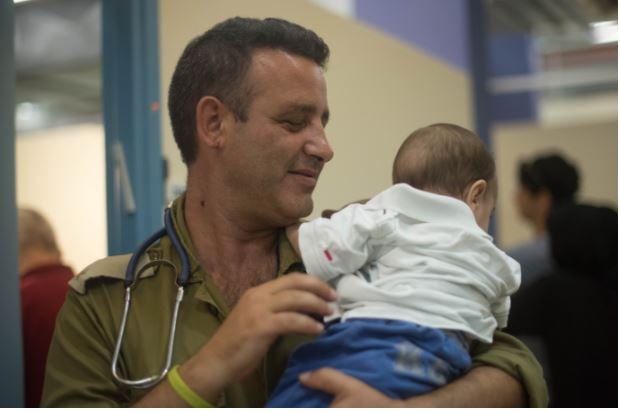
left=168, top=17, right=330, bottom=165
left=392, top=123, right=496, bottom=198
left=518, top=153, right=579, bottom=203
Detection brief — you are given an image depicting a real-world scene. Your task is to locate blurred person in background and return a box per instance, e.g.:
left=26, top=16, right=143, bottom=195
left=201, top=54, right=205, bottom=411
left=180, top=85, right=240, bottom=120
left=18, top=208, right=74, bottom=407
left=507, top=153, right=580, bottom=288
left=507, top=202, right=617, bottom=407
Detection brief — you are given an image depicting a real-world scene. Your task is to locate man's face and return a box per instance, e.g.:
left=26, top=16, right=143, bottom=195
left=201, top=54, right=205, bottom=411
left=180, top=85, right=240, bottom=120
left=515, top=184, right=537, bottom=222
left=222, top=49, right=333, bottom=227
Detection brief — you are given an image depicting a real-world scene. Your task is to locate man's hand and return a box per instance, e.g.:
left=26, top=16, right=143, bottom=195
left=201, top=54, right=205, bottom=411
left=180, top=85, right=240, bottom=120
left=137, top=274, right=336, bottom=407
left=299, top=366, right=527, bottom=408
left=299, top=368, right=405, bottom=407
left=184, top=274, right=337, bottom=400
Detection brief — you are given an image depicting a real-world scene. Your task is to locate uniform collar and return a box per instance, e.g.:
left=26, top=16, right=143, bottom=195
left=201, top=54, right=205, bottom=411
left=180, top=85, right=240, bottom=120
left=169, top=194, right=206, bottom=282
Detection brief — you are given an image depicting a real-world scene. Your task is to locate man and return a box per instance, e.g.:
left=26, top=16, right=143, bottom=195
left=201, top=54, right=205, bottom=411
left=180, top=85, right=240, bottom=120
left=18, top=208, right=74, bottom=407
left=42, top=17, right=546, bottom=407
left=508, top=153, right=580, bottom=288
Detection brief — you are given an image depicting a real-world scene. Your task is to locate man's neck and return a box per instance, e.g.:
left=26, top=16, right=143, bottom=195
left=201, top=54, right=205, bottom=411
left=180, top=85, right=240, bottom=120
left=185, top=187, right=279, bottom=253
left=184, top=187, right=280, bottom=306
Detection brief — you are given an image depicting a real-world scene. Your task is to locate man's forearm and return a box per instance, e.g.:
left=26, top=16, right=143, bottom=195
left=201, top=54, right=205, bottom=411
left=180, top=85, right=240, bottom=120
left=132, top=379, right=196, bottom=407
left=402, top=366, right=527, bottom=408
left=133, top=348, right=229, bottom=407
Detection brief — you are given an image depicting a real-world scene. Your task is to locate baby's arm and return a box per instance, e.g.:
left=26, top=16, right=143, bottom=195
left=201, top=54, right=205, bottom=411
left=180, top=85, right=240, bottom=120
left=295, top=204, right=397, bottom=282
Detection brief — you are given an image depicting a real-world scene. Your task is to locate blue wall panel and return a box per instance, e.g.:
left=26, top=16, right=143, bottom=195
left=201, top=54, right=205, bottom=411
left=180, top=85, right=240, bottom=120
left=488, top=34, right=538, bottom=123
left=356, top=0, right=470, bottom=71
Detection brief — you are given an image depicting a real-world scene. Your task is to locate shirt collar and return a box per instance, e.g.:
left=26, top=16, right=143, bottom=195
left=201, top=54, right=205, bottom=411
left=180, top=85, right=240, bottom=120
left=368, top=183, right=490, bottom=239
left=169, top=194, right=205, bottom=282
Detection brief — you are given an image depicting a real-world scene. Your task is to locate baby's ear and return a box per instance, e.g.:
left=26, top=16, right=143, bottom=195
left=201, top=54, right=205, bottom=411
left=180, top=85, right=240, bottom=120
left=464, top=179, right=488, bottom=209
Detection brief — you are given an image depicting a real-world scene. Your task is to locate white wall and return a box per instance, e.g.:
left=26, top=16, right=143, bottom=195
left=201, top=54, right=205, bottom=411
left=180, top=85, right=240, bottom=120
left=493, top=119, right=618, bottom=248
left=16, top=123, right=108, bottom=273
left=158, top=0, right=472, bottom=218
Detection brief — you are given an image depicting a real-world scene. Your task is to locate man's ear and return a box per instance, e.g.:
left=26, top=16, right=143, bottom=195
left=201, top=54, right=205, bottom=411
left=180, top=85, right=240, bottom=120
left=196, top=96, right=230, bottom=148
left=464, top=179, right=488, bottom=210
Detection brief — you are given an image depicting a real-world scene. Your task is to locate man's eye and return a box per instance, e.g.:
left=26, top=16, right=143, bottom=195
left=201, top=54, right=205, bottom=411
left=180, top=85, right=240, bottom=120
left=283, top=120, right=306, bottom=131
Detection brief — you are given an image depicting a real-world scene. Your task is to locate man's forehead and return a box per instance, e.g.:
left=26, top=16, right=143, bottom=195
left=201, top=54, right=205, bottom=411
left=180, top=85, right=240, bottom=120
left=246, top=49, right=328, bottom=109
left=248, top=48, right=315, bottom=79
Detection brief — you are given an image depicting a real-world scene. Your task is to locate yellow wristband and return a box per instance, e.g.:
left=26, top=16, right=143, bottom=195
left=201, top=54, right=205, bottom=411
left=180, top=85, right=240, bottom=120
left=167, top=365, right=213, bottom=408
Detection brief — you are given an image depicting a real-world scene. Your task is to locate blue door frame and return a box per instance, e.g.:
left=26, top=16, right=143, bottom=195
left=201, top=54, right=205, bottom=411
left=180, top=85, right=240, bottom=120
left=102, top=0, right=164, bottom=255
left=466, top=0, right=496, bottom=236
left=0, top=0, right=24, bottom=407
left=0, top=1, right=163, bottom=405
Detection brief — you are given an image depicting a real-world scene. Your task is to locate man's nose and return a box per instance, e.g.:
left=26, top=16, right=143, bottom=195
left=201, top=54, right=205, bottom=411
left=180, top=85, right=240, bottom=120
left=305, top=126, right=334, bottom=163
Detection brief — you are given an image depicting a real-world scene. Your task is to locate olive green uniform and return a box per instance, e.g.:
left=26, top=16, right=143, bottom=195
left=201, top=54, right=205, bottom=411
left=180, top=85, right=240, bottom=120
left=41, top=197, right=548, bottom=407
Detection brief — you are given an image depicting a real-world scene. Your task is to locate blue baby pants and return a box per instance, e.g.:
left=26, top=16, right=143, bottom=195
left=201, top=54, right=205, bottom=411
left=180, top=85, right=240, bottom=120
left=266, top=318, right=471, bottom=407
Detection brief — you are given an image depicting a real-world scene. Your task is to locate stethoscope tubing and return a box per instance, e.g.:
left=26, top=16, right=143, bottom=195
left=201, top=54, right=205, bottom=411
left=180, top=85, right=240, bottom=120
left=111, top=207, right=191, bottom=389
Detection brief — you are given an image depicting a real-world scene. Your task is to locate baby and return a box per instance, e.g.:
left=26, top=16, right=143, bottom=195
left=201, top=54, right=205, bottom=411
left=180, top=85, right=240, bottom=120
left=267, top=123, right=521, bottom=407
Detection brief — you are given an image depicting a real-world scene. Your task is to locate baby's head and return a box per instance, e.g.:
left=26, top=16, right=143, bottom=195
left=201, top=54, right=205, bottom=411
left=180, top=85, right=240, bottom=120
left=392, top=123, right=497, bottom=231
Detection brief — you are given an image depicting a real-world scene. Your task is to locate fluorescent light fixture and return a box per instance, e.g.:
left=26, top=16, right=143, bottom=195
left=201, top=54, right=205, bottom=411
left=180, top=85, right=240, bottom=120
left=590, top=20, right=617, bottom=28
left=589, top=20, right=618, bottom=44
left=16, top=101, right=47, bottom=131
left=308, top=0, right=355, bottom=19
left=14, top=0, right=35, bottom=3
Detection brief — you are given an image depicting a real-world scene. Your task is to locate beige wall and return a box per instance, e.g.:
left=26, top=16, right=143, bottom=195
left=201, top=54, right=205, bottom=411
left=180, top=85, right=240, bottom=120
left=493, top=120, right=618, bottom=249
left=16, top=124, right=108, bottom=273
left=158, top=0, right=472, bottom=218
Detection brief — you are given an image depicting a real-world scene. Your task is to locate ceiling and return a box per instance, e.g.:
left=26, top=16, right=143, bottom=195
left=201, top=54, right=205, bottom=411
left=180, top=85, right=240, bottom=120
left=13, top=0, right=618, bottom=132
left=14, top=0, right=101, bottom=132
left=486, top=0, right=617, bottom=103
left=487, top=0, right=617, bottom=35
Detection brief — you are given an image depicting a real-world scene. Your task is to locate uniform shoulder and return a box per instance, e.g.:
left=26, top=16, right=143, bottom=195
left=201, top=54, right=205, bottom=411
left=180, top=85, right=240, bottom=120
left=69, top=253, right=154, bottom=294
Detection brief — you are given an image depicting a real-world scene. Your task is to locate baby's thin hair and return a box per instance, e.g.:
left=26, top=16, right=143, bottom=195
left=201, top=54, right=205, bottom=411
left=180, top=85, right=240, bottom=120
left=392, top=123, right=496, bottom=198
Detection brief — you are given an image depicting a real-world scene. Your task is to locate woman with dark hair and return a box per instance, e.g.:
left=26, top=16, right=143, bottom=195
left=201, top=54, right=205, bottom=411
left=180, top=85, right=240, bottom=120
left=508, top=153, right=580, bottom=287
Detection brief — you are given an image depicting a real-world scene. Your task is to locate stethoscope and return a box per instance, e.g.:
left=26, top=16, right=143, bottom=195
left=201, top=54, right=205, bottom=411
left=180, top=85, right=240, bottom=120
left=111, top=207, right=191, bottom=389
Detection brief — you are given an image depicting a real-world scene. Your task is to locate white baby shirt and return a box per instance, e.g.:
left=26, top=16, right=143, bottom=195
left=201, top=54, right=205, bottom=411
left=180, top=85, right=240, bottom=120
left=299, top=184, right=521, bottom=343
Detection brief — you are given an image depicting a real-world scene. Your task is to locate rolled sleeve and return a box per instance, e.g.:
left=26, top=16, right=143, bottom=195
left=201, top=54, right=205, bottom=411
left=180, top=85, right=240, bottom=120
left=471, top=330, right=549, bottom=407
